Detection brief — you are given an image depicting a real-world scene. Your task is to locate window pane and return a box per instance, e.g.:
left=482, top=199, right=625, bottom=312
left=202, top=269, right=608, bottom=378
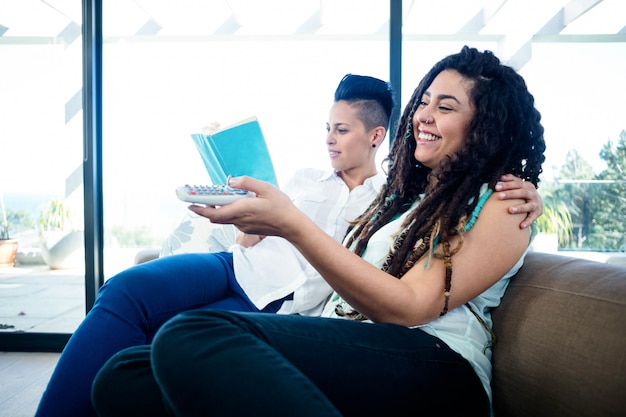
left=0, top=0, right=85, bottom=334
left=401, top=0, right=626, bottom=257
left=524, top=42, right=626, bottom=261
left=101, top=0, right=390, bottom=277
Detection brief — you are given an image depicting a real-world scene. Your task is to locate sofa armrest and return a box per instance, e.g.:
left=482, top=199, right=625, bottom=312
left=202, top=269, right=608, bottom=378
left=492, top=252, right=626, bottom=417
left=134, top=248, right=160, bottom=265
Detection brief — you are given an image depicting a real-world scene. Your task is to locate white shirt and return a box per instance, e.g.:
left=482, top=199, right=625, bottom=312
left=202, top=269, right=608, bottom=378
left=232, top=168, right=385, bottom=316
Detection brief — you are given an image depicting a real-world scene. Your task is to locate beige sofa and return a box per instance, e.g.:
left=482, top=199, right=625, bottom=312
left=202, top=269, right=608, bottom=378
left=135, top=249, right=626, bottom=416
left=491, top=251, right=626, bottom=417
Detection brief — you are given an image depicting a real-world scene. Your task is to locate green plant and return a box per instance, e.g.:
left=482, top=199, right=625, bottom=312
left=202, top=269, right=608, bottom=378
left=1, top=192, right=10, bottom=240
left=535, top=197, right=573, bottom=246
left=39, top=199, right=74, bottom=232
left=0, top=222, right=8, bottom=240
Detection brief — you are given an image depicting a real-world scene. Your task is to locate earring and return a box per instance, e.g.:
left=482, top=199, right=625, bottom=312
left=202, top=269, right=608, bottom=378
left=372, top=144, right=377, bottom=148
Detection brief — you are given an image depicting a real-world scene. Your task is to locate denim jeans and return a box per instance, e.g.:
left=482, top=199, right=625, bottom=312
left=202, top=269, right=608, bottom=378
left=92, top=309, right=490, bottom=417
left=36, top=252, right=285, bottom=417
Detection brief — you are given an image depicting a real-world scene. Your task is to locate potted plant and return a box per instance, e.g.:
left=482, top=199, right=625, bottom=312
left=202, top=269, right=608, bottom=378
left=38, top=199, right=84, bottom=269
left=0, top=192, right=19, bottom=267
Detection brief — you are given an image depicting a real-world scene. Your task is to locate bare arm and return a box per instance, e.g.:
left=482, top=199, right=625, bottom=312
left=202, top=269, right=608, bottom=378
left=192, top=177, right=530, bottom=327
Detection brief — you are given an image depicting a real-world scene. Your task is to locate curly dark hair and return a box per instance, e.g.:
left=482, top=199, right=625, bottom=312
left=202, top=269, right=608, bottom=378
left=344, top=46, right=546, bottom=305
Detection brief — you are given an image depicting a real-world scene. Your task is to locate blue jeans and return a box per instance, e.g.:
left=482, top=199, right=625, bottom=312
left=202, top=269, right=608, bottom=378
left=35, top=252, right=286, bottom=417
left=92, top=309, right=490, bottom=417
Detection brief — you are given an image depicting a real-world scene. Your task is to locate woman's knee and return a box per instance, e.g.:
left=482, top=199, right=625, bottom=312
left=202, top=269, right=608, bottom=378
left=95, top=263, right=161, bottom=313
left=91, top=346, right=154, bottom=416
left=98, top=263, right=152, bottom=296
left=151, top=310, right=246, bottom=379
left=150, top=311, right=214, bottom=395
left=151, top=310, right=222, bottom=361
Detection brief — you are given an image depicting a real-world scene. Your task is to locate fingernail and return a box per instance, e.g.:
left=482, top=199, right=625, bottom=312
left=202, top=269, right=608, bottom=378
left=510, top=207, right=518, bottom=213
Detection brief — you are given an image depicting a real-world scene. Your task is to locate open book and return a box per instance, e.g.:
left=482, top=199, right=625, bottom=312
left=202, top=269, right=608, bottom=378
left=190, top=116, right=278, bottom=186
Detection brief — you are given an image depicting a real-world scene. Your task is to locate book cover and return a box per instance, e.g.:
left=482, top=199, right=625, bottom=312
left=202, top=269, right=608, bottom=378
left=190, top=116, right=278, bottom=186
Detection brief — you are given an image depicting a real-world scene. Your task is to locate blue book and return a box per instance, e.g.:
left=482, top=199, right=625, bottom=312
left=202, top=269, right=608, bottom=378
left=190, top=116, right=278, bottom=186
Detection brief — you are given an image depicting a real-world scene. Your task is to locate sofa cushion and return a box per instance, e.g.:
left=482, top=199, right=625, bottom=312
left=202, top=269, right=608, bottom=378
left=492, top=252, right=626, bottom=417
left=159, top=210, right=237, bottom=257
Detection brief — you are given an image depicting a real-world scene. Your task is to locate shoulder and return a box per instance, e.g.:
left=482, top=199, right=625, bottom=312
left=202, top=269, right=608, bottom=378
left=476, top=190, right=523, bottom=221
left=290, top=168, right=331, bottom=182
left=364, top=171, right=387, bottom=192
left=469, top=191, right=529, bottom=247
left=442, top=191, right=530, bottom=300
left=282, top=168, right=334, bottom=196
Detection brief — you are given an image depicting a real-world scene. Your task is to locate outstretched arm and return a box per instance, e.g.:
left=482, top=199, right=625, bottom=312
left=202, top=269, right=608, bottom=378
left=496, top=174, right=543, bottom=229
left=189, top=176, right=529, bottom=327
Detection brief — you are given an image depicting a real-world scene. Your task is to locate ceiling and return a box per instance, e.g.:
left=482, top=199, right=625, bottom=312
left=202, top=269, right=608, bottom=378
left=1, top=0, right=624, bottom=68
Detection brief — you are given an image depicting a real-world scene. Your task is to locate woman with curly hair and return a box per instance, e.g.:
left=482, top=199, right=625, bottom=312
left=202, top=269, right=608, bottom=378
left=92, top=46, right=546, bottom=417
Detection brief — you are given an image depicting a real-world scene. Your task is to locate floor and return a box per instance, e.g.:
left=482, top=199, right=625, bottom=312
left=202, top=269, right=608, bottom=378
left=0, top=265, right=79, bottom=417
left=0, top=249, right=139, bottom=417
left=0, top=265, right=85, bottom=334
left=0, top=248, right=139, bottom=334
left=0, top=351, right=59, bottom=417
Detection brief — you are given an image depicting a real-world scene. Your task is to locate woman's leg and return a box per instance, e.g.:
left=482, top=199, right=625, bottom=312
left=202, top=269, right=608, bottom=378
left=93, top=310, right=490, bottom=417
left=35, top=252, right=255, bottom=417
left=92, top=345, right=172, bottom=417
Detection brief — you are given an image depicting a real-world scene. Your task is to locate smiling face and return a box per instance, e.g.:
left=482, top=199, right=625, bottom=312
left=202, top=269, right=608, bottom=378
left=326, top=100, right=381, bottom=186
left=413, top=70, right=476, bottom=171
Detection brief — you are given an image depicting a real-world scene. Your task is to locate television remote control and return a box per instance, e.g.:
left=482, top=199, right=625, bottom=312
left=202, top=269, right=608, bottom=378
left=176, top=184, right=255, bottom=205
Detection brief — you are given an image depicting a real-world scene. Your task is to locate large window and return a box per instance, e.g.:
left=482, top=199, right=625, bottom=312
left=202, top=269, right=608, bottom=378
left=1, top=1, right=85, bottom=340
left=1, top=0, right=393, bottom=345
left=400, top=0, right=626, bottom=260
left=100, top=0, right=392, bottom=277
left=1, top=0, right=624, bottom=350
